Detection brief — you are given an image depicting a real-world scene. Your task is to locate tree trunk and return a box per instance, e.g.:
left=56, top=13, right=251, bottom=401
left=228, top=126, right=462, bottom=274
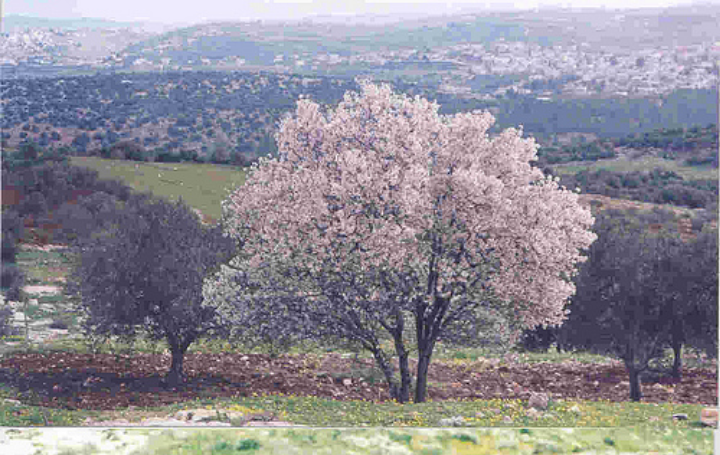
left=415, top=348, right=433, bottom=403
left=671, top=339, right=682, bottom=379
left=166, top=343, right=189, bottom=387
left=392, top=331, right=411, bottom=404
left=626, top=364, right=643, bottom=402
left=389, top=309, right=412, bottom=404
left=372, top=349, right=402, bottom=402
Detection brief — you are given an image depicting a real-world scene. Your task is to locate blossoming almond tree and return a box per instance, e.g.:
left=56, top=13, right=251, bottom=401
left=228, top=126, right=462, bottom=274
left=204, top=81, right=597, bottom=403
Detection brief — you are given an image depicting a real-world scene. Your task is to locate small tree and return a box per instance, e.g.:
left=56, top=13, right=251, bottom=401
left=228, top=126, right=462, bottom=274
left=1, top=209, right=25, bottom=337
left=562, top=209, right=710, bottom=400
left=66, top=194, right=236, bottom=386
left=206, top=81, right=597, bottom=403
left=661, top=223, right=718, bottom=375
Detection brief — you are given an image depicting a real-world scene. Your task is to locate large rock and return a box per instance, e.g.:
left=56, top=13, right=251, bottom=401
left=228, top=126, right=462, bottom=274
left=701, top=407, right=718, bottom=427
left=528, top=392, right=549, bottom=410
left=174, top=408, right=247, bottom=423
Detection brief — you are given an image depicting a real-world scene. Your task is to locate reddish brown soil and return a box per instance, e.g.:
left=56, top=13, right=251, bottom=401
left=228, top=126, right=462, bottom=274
left=0, top=352, right=715, bottom=411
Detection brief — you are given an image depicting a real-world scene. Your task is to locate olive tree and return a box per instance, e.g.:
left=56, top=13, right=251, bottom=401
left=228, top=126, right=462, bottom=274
left=66, top=195, right=236, bottom=386
left=562, top=209, right=717, bottom=399
left=205, top=81, right=596, bottom=403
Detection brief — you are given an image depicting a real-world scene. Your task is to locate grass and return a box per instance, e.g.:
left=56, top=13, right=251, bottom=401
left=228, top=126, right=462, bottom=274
left=551, top=155, right=718, bottom=181
left=0, top=384, right=711, bottom=428
left=15, top=248, right=73, bottom=285
left=69, top=157, right=248, bottom=222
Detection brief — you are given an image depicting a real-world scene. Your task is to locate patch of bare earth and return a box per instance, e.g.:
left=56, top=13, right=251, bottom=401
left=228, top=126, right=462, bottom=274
left=0, top=352, right=714, bottom=425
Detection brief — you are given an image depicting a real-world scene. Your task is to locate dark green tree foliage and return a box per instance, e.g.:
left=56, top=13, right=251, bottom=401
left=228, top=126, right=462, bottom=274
left=536, top=141, right=616, bottom=165
left=2, top=157, right=138, bottom=245
left=1, top=141, right=68, bottom=172
left=563, top=209, right=718, bottom=400
left=66, top=196, right=237, bottom=386
left=564, top=210, right=670, bottom=400
left=661, top=226, right=718, bottom=372
left=615, top=124, right=718, bottom=154
left=0, top=209, right=25, bottom=336
left=557, top=168, right=717, bottom=209
left=0, top=208, right=25, bottom=318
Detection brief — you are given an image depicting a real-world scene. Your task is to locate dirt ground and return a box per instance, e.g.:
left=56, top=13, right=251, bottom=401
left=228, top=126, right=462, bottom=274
left=0, top=351, right=715, bottom=414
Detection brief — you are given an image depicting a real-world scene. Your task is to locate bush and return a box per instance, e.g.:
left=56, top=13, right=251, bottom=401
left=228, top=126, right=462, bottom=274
left=1, top=263, right=25, bottom=302
left=48, top=319, right=69, bottom=330
left=1, top=210, right=24, bottom=263
left=0, top=299, right=15, bottom=338
left=518, top=325, right=559, bottom=352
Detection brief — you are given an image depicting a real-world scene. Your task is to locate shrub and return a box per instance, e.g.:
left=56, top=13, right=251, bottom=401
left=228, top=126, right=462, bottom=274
left=1, top=263, right=25, bottom=302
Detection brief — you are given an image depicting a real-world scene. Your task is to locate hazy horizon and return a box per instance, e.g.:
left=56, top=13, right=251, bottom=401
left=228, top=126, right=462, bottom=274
left=4, top=0, right=718, bottom=27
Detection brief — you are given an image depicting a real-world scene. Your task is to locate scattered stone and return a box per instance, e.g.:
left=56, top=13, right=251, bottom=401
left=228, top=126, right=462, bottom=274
left=174, top=408, right=247, bottom=423
left=246, top=411, right=275, bottom=422
left=528, top=392, right=549, bottom=410
left=569, top=405, right=581, bottom=414
left=701, top=408, right=718, bottom=427
left=671, top=413, right=688, bottom=421
left=174, top=409, right=220, bottom=423
left=438, top=416, right=466, bottom=427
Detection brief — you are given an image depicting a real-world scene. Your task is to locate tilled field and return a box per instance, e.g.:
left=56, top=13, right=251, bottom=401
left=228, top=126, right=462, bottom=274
left=0, top=351, right=715, bottom=412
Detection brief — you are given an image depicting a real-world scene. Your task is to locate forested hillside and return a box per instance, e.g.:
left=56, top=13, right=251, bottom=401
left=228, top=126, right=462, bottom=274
left=1, top=72, right=717, bottom=167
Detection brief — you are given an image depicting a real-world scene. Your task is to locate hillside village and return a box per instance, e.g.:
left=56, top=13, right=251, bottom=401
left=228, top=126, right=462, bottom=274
left=2, top=6, right=718, bottom=100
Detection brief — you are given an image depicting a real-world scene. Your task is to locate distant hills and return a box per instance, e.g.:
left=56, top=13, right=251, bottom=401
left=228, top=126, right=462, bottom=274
left=1, top=15, right=145, bottom=33
left=3, top=4, right=719, bottom=77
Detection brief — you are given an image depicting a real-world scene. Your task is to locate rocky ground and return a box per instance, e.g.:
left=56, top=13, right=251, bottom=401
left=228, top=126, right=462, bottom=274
left=0, top=350, right=715, bottom=413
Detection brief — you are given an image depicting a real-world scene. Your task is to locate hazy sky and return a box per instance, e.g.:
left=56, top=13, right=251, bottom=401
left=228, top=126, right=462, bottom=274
left=4, top=0, right=714, bottom=25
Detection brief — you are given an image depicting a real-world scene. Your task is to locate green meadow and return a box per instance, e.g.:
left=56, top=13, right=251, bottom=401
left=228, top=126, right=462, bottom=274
left=551, top=155, right=718, bottom=181
left=69, top=157, right=248, bottom=222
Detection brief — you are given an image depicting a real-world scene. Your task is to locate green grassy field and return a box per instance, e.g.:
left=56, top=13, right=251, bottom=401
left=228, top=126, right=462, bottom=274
left=69, top=157, right=248, bottom=222
left=551, top=156, right=718, bottom=181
